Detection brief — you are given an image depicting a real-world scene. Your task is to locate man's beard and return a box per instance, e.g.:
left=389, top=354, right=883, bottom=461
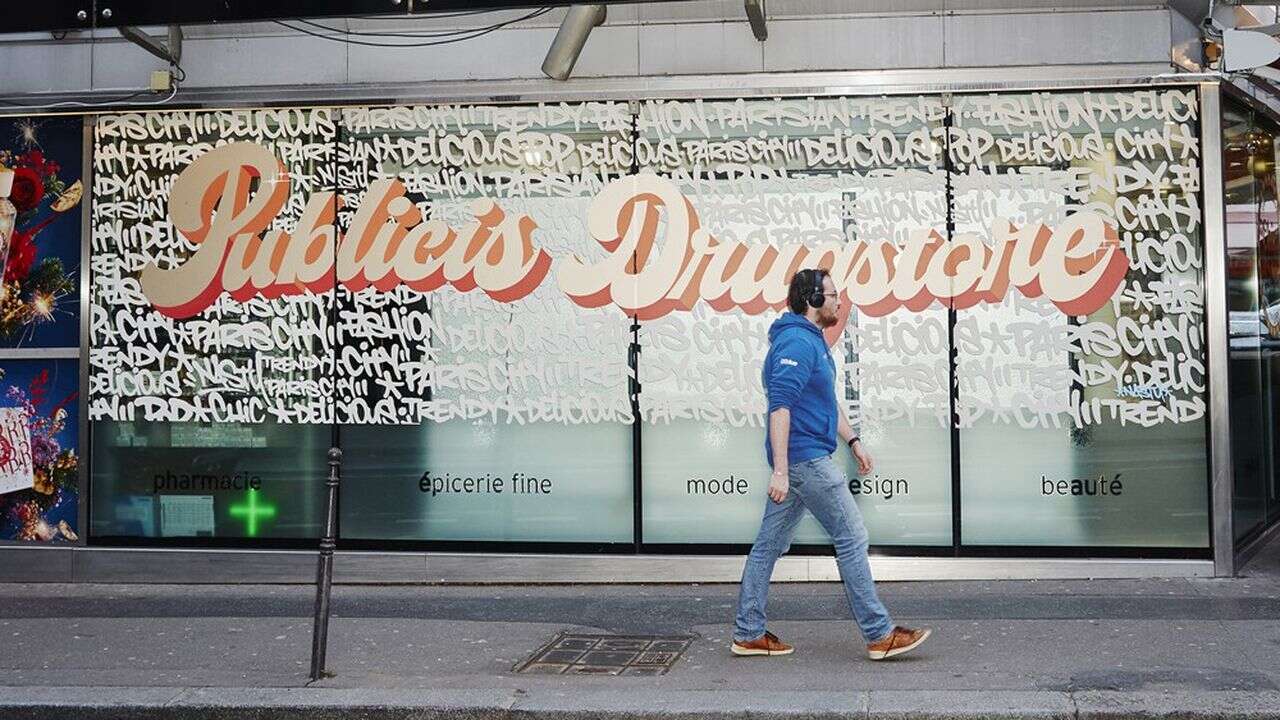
left=815, top=310, right=839, bottom=329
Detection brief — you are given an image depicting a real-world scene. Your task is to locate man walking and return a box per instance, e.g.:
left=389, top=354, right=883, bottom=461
left=731, top=268, right=931, bottom=661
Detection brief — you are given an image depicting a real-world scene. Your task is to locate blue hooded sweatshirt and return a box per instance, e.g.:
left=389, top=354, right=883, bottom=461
left=762, top=312, right=838, bottom=469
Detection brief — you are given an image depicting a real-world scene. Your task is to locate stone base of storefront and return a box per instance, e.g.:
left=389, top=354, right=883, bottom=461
left=0, top=545, right=1214, bottom=584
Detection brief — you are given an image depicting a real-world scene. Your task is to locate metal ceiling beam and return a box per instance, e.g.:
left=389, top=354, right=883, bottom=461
left=118, top=25, right=183, bottom=66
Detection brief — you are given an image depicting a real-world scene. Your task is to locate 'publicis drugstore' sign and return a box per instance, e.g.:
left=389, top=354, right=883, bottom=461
left=140, top=142, right=1128, bottom=342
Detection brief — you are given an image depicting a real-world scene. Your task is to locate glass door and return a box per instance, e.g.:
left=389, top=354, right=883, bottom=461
left=1224, top=95, right=1280, bottom=540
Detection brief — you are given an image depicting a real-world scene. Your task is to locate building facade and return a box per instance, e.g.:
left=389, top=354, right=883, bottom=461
left=0, top=1, right=1276, bottom=582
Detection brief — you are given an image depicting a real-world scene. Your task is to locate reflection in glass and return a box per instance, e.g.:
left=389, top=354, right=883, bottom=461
left=1225, top=98, right=1280, bottom=541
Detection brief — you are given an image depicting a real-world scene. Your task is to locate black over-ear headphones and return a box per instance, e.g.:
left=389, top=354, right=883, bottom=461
left=804, top=268, right=828, bottom=309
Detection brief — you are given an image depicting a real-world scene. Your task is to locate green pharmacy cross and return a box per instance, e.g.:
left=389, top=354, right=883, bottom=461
left=229, top=489, right=277, bottom=537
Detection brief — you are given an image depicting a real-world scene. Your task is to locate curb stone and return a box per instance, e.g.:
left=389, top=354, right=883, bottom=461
left=1, top=687, right=1280, bottom=720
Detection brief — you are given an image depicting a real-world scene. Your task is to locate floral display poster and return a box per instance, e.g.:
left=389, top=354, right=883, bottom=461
left=0, top=406, right=34, bottom=494
left=0, top=359, right=78, bottom=541
left=0, top=115, right=83, bottom=349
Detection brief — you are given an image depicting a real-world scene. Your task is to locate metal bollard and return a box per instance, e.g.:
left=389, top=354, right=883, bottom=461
left=309, top=446, right=342, bottom=681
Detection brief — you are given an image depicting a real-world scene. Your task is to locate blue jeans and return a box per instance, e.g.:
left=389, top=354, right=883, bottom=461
left=733, top=454, right=894, bottom=643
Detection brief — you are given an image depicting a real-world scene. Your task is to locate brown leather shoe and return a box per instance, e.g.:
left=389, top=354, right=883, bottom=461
left=866, top=626, right=931, bottom=660
left=731, top=630, right=794, bottom=656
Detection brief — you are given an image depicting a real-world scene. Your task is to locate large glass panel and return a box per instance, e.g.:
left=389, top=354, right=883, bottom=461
left=0, top=114, right=86, bottom=543
left=89, top=109, right=336, bottom=540
left=0, top=359, right=81, bottom=542
left=955, top=89, right=1209, bottom=547
left=1256, top=111, right=1280, bottom=525
left=335, top=102, right=635, bottom=543
left=636, top=97, right=952, bottom=546
left=1224, top=100, right=1268, bottom=542
left=0, top=115, right=83, bottom=350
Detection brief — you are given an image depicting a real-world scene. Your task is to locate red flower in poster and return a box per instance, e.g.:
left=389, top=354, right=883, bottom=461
left=4, top=228, right=36, bottom=284
left=0, top=118, right=81, bottom=343
left=14, top=150, right=60, bottom=183
left=18, top=150, right=45, bottom=172
left=9, top=167, right=43, bottom=213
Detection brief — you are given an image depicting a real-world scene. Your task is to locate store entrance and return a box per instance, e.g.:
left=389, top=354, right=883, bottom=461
left=1223, top=93, right=1280, bottom=551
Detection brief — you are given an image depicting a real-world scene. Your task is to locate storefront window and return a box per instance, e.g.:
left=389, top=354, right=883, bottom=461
left=953, top=89, right=1209, bottom=547
left=635, top=97, right=953, bottom=546
left=0, top=115, right=85, bottom=544
left=89, top=109, right=336, bottom=540
left=83, top=87, right=1215, bottom=554
left=334, top=103, right=636, bottom=544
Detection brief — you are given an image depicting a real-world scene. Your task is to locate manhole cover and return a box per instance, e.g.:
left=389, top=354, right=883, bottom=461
left=515, top=632, right=694, bottom=676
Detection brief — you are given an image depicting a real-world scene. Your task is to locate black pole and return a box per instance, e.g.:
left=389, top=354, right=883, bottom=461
left=309, top=446, right=342, bottom=681
left=943, top=100, right=962, bottom=557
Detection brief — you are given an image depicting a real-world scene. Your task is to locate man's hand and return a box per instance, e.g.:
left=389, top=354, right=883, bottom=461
left=768, top=469, right=789, bottom=503
left=851, top=440, right=873, bottom=475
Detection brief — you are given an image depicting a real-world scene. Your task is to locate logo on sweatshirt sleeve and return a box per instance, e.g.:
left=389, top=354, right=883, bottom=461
left=779, top=358, right=798, bottom=367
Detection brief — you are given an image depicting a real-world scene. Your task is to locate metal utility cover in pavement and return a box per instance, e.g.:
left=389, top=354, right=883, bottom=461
left=515, top=632, right=693, bottom=676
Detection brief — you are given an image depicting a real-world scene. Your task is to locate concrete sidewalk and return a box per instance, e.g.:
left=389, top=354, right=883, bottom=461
left=2, top=542, right=1280, bottom=719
